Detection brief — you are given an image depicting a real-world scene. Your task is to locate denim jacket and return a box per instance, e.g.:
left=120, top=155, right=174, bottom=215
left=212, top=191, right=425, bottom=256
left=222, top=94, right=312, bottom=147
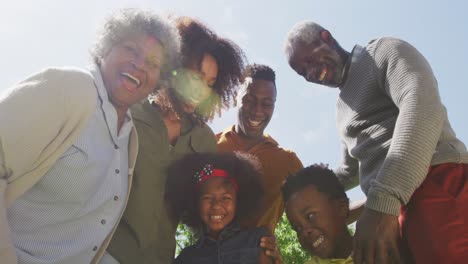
left=175, top=222, right=268, bottom=264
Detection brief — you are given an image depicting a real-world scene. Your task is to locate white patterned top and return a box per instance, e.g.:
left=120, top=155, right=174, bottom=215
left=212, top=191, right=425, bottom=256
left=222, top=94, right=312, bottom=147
left=7, top=66, right=132, bottom=264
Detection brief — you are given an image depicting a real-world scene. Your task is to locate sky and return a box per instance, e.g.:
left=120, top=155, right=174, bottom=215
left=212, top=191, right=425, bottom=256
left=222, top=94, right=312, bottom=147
left=1, top=0, right=467, bottom=200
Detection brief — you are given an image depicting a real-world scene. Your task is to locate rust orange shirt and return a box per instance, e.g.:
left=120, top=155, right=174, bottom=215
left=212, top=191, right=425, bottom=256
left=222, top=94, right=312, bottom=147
left=216, top=126, right=303, bottom=232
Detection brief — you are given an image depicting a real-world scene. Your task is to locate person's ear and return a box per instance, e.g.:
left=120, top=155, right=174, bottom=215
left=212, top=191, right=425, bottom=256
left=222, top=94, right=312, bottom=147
left=335, top=199, right=349, bottom=218
left=320, top=30, right=333, bottom=44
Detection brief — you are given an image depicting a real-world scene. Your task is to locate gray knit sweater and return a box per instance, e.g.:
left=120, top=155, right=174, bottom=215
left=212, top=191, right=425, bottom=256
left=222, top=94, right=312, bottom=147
left=334, top=37, right=468, bottom=215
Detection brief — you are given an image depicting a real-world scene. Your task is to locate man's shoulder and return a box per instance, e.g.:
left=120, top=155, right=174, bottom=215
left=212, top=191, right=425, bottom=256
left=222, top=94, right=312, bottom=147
left=277, top=147, right=300, bottom=159
left=267, top=147, right=302, bottom=169
left=263, top=135, right=298, bottom=156
left=216, top=125, right=234, bottom=138
left=366, top=37, right=416, bottom=55
left=367, top=36, right=404, bottom=46
left=216, top=125, right=237, bottom=147
left=267, top=143, right=298, bottom=158
left=262, top=136, right=303, bottom=170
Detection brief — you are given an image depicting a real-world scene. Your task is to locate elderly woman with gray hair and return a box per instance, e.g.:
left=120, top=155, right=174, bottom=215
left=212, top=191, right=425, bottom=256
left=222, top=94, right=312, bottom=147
left=0, top=8, right=180, bottom=264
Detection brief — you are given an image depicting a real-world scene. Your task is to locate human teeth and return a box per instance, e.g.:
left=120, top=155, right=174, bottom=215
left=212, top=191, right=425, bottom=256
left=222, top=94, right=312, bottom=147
left=318, top=68, right=327, bottom=82
left=248, top=119, right=262, bottom=127
left=211, top=215, right=223, bottom=220
left=122, top=73, right=141, bottom=86
left=312, top=235, right=324, bottom=248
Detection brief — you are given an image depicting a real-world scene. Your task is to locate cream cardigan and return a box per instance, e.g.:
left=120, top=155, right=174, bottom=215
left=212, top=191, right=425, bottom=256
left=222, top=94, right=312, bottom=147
left=0, top=67, right=138, bottom=263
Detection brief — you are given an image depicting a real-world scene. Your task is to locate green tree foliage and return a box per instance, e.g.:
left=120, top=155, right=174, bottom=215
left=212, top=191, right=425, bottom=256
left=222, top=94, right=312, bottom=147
left=175, top=224, right=196, bottom=255
left=275, top=213, right=310, bottom=264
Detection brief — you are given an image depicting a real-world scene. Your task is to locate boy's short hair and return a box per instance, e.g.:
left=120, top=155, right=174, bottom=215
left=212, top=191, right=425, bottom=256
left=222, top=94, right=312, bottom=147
left=282, top=163, right=348, bottom=203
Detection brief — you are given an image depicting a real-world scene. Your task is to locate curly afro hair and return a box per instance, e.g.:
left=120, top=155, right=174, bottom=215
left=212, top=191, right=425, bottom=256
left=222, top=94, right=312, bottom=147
left=152, top=16, right=246, bottom=124
left=166, top=152, right=264, bottom=233
left=282, top=163, right=349, bottom=204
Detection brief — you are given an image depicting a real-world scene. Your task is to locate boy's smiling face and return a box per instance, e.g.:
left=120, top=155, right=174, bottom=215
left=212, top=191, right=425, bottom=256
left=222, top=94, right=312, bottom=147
left=198, top=177, right=237, bottom=239
left=285, top=185, right=348, bottom=259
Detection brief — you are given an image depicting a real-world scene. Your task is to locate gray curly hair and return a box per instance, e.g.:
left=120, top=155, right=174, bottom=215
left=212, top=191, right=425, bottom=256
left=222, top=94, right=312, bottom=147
left=284, top=21, right=325, bottom=59
left=91, top=8, right=181, bottom=78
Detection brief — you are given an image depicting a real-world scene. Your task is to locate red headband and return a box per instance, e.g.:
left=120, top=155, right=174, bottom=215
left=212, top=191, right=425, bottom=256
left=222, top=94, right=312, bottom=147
left=193, top=164, right=239, bottom=192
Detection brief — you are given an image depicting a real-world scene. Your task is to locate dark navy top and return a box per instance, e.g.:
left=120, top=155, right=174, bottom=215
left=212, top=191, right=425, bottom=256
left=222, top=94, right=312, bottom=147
left=174, top=222, right=269, bottom=264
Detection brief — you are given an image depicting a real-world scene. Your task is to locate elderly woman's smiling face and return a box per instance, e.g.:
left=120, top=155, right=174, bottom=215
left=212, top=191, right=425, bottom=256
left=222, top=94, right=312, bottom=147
left=100, top=32, right=164, bottom=113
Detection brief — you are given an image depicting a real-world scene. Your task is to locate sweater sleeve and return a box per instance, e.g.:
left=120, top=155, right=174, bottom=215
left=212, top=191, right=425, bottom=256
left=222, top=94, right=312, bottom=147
left=366, top=38, right=444, bottom=215
left=0, top=69, right=68, bottom=263
left=334, top=141, right=360, bottom=191
left=0, top=67, right=96, bottom=262
left=0, top=143, right=17, bottom=263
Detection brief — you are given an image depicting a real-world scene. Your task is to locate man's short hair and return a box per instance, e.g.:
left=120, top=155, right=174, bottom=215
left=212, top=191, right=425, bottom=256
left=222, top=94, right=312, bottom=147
left=236, top=64, right=277, bottom=106
left=243, top=63, right=276, bottom=85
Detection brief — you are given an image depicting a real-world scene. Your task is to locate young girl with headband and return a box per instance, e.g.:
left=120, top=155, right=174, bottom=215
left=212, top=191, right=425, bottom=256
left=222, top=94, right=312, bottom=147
left=166, top=152, right=274, bottom=264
